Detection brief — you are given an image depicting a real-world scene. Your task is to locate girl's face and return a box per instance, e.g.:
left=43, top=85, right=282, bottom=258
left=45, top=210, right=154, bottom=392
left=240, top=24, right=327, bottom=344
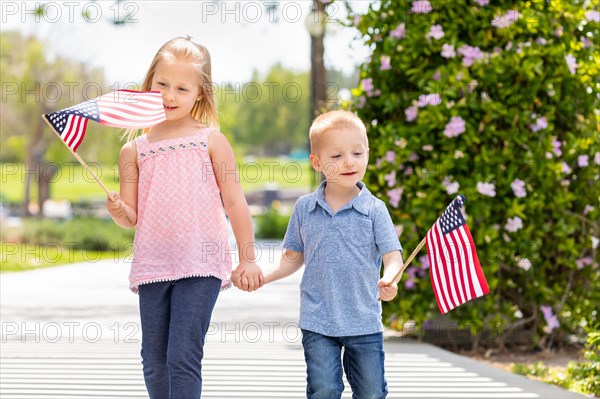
left=151, top=61, right=202, bottom=121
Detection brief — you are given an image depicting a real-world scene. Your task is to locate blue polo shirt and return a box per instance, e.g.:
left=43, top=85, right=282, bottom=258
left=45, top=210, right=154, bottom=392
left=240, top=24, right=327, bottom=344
left=283, top=181, right=403, bottom=337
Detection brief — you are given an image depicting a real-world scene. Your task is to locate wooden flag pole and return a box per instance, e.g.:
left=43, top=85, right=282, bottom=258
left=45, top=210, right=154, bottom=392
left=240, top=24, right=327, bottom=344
left=42, top=116, right=116, bottom=202
left=392, top=236, right=427, bottom=284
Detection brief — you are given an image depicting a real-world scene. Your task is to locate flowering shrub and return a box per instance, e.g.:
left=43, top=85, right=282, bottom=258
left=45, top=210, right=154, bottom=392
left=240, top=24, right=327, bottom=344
left=347, top=0, right=599, bottom=348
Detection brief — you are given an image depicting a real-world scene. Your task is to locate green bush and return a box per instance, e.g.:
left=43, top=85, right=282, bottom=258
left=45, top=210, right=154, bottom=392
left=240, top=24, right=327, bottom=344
left=22, top=218, right=134, bottom=251
left=567, top=328, right=600, bottom=395
left=255, top=203, right=291, bottom=239
left=511, top=329, right=599, bottom=396
left=344, top=0, right=599, bottom=348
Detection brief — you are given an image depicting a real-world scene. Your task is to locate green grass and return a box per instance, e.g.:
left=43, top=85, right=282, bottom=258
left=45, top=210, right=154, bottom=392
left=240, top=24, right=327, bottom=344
left=512, top=360, right=599, bottom=397
left=1, top=242, right=131, bottom=272
left=1, top=160, right=314, bottom=203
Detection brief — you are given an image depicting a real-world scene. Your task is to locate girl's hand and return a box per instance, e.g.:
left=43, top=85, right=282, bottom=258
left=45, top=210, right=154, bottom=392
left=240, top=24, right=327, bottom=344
left=232, top=262, right=264, bottom=292
left=106, top=192, right=124, bottom=212
left=378, top=279, right=398, bottom=301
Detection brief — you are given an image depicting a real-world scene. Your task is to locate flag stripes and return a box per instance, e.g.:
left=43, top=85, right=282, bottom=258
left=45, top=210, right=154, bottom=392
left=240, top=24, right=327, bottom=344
left=43, top=90, right=165, bottom=152
left=98, top=91, right=166, bottom=128
left=426, top=196, right=490, bottom=314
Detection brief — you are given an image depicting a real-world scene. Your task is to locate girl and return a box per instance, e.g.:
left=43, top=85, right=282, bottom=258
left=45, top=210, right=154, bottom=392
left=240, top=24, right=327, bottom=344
left=106, top=36, right=264, bottom=398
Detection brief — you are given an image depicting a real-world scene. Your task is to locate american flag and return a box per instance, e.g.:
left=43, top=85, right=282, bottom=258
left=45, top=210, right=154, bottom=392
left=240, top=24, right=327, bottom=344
left=43, top=90, right=165, bottom=152
left=426, top=195, right=490, bottom=314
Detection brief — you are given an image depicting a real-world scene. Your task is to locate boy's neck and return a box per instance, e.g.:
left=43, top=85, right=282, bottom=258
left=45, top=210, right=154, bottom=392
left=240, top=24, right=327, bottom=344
left=323, top=181, right=361, bottom=213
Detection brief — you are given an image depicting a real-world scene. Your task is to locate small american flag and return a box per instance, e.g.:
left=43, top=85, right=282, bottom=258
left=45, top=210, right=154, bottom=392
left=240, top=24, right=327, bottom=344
left=426, top=195, right=490, bottom=314
left=43, top=90, right=165, bottom=151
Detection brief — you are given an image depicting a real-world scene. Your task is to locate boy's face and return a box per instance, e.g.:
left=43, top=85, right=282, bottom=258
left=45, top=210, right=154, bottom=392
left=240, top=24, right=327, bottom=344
left=310, top=127, right=369, bottom=189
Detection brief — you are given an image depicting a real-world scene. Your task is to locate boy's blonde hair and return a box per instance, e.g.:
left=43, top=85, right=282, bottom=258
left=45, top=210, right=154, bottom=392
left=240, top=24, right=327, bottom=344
left=309, top=110, right=368, bottom=154
left=125, top=37, right=219, bottom=142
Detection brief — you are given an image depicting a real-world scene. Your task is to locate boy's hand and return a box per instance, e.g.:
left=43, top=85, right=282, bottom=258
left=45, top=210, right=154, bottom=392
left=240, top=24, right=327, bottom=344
left=232, top=261, right=264, bottom=292
left=378, top=278, right=398, bottom=301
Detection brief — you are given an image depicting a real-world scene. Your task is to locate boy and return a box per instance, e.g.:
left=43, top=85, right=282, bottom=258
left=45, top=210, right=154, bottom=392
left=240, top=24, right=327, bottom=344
left=234, top=110, right=404, bottom=399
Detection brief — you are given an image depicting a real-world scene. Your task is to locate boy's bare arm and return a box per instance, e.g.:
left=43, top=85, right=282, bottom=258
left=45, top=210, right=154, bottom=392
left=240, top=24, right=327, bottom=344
left=263, top=249, right=305, bottom=284
left=381, top=250, right=404, bottom=284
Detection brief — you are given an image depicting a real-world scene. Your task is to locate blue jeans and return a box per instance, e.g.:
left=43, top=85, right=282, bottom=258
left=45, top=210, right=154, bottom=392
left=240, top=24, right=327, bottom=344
left=301, top=329, right=387, bottom=399
left=138, top=277, right=221, bottom=399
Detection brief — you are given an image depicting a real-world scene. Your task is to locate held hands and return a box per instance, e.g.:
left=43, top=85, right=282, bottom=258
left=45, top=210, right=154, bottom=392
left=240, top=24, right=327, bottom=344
left=378, top=272, right=401, bottom=301
left=231, top=261, right=264, bottom=292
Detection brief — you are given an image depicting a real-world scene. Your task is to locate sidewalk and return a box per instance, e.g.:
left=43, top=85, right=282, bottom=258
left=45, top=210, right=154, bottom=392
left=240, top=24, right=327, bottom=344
left=0, top=247, right=587, bottom=398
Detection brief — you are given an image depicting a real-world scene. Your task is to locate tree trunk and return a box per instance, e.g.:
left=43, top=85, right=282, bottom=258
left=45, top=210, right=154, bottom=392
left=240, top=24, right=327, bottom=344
left=38, top=161, right=57, bottom=217
left=22, top=120, right=49, bottom=217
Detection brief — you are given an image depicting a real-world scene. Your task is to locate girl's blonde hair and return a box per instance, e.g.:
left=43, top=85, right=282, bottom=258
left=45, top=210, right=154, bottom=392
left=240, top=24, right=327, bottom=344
left=125, top=37, right=219, bottom=142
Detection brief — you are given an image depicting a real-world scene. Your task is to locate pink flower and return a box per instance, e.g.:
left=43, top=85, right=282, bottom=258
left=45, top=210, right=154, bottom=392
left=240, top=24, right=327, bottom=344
left=475, top=0, right=489, bottom=5
left=419, top=254, right=430, bottom=269
left=384, top=171, right=396, bottom=187
left=443, top=116, right=466, bottom=138
left=385, top=150, right=396, bottom=163
left=511, top=179, right=527, bottom=198
left=581, top=36, right=592, bottom=48
left=380, top=55, right=392, bottom=71
left=390, top=23, right=406, bottom=39
left=405, top=105, right=418, bottom=122
left=492, top=10, right=519, bottom=28
left=594, top=152, right=600, bottom=165
left=418, top=93, right=441, bottom=107
left=555, top=26, right=564, bottom=37
left=505, top=216, right=523, bottom=232
left=530, top=116, right=548, bottom=132
left=441, top=44, right=456, bottom=58
left=477, top=182, right=496, bottom=197
left=353, top=15, right=362, bottom=26
left=562, top=162, right=572, bottom=174
left=356, top=96, right=366, bottom=109
left=410, top=0, right=432, bottom=14
left=576, top=257, right=593, bottom=270
left=361, top=78, right=373, bottom=93
left=427, top=24, right=445, bottom=40
left=565, top=54, right=578, bottom=74
left=457, top=44, right=485, bottom=67
left=433, top=69, right=442, bottom=81
left=388, top=188, right=404, bottom=208
left=540, top=305, right=560, bottom=332
left=584, top=205, right=595, bottom=215
left=578, top=155, right=589, bottom=167
left=518, top=258, right=532, bottom=271
left=552, top=138, right=562, bottom=157
left=404, top=278, right=416, bottom=289
left=442, top=177, right=460, bottom=195
left=585, top=10, right=600, bottom=22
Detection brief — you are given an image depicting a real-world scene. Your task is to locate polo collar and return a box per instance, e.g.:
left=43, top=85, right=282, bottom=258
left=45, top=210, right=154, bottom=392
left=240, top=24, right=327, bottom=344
left=309, top=180, right=371, bottom=216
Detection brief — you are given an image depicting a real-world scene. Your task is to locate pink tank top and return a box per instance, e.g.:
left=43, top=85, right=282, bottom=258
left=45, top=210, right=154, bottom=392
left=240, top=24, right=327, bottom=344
left=129, top=128, right=232, bottom=293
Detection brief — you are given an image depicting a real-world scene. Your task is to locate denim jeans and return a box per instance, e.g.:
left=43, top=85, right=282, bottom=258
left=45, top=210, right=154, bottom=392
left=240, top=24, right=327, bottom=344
left=138, top=276, right=221, bottom=399
left=301, top=329, right=387, bottom=399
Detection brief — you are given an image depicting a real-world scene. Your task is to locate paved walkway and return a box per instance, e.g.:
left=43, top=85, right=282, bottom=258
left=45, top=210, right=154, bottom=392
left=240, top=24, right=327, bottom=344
left=0, top=245, right=586, bottom=398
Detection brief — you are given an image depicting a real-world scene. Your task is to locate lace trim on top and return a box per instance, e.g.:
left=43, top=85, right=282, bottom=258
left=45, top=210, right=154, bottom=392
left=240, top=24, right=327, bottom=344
left=139, top=140, right=207, bottom=158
